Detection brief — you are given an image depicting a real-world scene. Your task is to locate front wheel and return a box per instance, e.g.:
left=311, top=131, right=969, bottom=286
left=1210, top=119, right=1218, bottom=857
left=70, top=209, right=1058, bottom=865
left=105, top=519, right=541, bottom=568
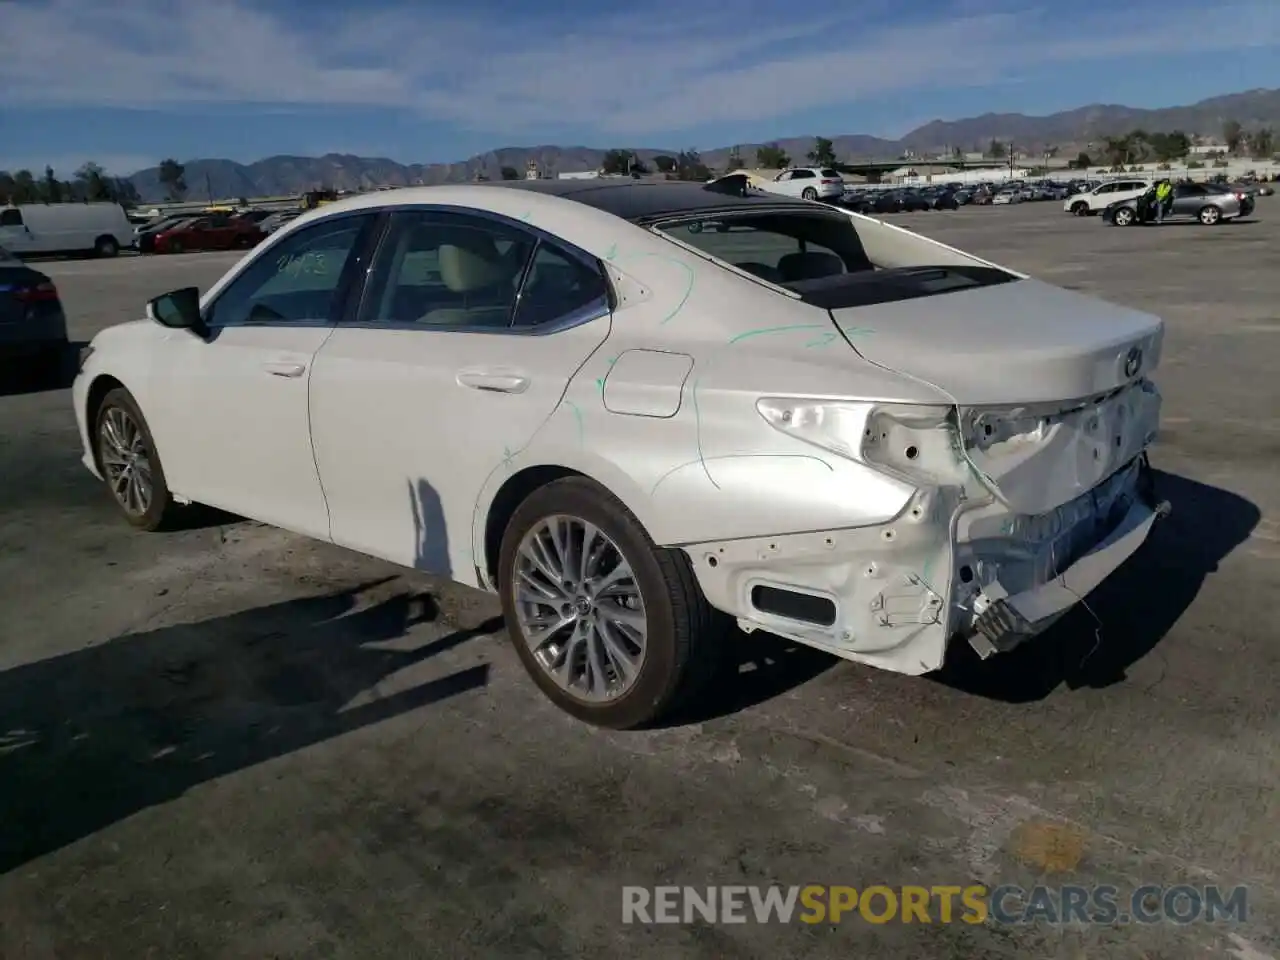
left=801, top=187, right=817, bottom=200
left=93, top=387, right=178, bottom=531
left=1112, top=207, right=1135, bottom=226
left=498, top=477, right=727, bottom=729
left=1071, top=202, right=1089, bottom=216
left=1199, top=205, right=1222, bottom=225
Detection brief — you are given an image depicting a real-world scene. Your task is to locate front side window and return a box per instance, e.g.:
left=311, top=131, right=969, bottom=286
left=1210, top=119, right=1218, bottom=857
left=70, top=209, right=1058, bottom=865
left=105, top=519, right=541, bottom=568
left=206, top=214, right=371, bottom=327
left=358, top=210, right=535, bottom=329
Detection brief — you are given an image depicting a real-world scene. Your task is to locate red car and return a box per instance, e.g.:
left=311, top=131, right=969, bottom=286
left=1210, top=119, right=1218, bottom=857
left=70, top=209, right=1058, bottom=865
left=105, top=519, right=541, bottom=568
left=151, top=215, right=265, bottom=254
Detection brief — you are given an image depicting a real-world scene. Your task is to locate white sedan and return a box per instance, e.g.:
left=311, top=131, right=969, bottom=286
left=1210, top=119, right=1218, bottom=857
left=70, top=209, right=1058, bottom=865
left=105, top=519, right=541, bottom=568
left=73, top=178, right=1169, bottom=728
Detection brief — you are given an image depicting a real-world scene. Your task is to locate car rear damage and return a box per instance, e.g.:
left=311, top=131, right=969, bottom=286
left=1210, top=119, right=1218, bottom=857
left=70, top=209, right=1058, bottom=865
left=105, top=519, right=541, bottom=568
left=643, top=198, right=1170, bottom=674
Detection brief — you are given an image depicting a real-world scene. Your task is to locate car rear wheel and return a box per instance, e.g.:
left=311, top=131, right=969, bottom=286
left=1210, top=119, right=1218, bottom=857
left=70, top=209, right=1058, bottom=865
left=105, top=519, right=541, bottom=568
left=801, top=187, right=818, bottom=200
left=1199, top=205, right=1222, bottom=225
left=1112, top=207, right=1135, bottom=226
left=93, top=235, right=120, bottom=258
left=93, top=387, right=178, bottom=531
left=498, top=477, right=728, bottom=729
left=167, top=239, right=184, bottom=254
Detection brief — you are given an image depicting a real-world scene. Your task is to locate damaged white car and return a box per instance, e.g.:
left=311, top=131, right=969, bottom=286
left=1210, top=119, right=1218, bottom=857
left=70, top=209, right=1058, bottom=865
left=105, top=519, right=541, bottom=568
left=72, top=177, right=1168, bottom=729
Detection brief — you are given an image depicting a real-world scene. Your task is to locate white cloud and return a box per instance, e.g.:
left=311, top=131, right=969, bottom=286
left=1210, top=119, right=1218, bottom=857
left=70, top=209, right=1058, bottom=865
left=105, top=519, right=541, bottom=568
left=0, top=0, right=1276, bottom=136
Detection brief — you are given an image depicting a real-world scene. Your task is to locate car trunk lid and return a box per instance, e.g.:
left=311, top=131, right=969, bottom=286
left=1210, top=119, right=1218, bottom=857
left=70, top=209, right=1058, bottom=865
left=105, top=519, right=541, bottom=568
left=830, top=277, right=1164, bottom=513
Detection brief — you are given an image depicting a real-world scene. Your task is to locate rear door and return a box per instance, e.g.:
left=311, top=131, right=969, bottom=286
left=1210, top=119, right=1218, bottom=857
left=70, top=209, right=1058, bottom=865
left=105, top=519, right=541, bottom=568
left=1171, top=183, right=1207, bottom=217
left=308, top=208, right=613, bottom=577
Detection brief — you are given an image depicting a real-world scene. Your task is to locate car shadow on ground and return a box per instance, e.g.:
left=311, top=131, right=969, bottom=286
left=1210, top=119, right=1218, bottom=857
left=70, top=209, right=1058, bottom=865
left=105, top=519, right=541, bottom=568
left=936, top=469, right=1259, bottom=703
left=0, top=579, right=492, bottom=875
left=0, top=340, right=88, bottom=398
left=661, top=631, right=837, bottom=727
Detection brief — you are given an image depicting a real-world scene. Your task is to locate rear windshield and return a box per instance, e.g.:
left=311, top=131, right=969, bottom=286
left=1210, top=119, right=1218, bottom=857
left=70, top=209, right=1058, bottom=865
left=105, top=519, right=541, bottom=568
left=654, top=212, right=1016, bottom=309
left=820, top=169, right=841, bottom=179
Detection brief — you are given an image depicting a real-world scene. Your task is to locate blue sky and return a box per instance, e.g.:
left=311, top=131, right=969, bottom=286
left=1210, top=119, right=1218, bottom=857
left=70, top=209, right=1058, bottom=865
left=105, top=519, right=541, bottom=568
left=1, top=0, right=1277, bottom=176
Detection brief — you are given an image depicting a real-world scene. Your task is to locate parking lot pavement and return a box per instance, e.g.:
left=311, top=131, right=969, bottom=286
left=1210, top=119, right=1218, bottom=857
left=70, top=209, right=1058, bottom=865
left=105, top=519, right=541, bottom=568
left=1, top=207, right=1278, bottom=959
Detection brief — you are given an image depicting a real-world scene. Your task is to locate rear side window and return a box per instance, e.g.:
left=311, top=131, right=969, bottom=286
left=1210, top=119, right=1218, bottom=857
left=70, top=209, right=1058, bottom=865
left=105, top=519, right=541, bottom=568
left=0, top=209, right=23, bottom=227
left=792, top=170, right=816, bottom=178
left=512, top=242, right=610, bottom=328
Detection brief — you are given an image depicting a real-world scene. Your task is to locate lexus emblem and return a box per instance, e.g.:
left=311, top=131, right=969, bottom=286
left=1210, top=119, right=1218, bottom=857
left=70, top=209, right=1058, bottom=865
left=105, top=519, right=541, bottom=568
left=1124, top=346, right=1142, bottom=378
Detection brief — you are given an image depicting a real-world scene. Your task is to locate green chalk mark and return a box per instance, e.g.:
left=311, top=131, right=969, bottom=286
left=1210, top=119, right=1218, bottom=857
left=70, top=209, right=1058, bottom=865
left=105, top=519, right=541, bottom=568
left=727, top=323, right=829, bottom=345
left=604, top=242, right=618, bottom=261
left=804, top=332, right=839, bottom=349
left=564, top=399, right=585, bottom=443
left=601, top=249, right=695, bottom=324
left=840, top=325, right=876, bottom=337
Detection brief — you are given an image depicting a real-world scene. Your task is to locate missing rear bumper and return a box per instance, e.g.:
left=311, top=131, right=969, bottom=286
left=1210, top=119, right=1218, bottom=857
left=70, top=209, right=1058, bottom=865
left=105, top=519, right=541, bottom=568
left=964, top=481, right=1170, bottom=659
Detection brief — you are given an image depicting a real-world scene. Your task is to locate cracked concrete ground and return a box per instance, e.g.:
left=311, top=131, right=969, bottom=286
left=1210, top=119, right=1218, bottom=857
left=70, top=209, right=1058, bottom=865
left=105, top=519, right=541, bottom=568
left=1, top=202, right=1277, bottom=959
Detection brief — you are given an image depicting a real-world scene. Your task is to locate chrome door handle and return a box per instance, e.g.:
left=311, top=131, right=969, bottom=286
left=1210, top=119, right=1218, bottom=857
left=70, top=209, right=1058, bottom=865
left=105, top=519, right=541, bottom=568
left=263, top=360, right=306, bottom=378
left=456, top=370, right=530, bottom=394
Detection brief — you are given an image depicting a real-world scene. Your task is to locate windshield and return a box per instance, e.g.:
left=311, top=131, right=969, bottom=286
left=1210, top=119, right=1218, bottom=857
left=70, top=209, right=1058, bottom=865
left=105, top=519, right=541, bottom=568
left=654, top=211, right=1016, bottom=309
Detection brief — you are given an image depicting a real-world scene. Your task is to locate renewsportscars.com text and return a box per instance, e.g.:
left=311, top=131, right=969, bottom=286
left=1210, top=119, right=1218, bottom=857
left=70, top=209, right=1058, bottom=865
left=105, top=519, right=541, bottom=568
left=622, top=884, right=1249, bottom=926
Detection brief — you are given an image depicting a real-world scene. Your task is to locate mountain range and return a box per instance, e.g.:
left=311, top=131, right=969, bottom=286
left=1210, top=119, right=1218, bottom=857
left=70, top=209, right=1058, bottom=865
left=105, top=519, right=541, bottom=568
left=123, top=88, right=1280, bottom=203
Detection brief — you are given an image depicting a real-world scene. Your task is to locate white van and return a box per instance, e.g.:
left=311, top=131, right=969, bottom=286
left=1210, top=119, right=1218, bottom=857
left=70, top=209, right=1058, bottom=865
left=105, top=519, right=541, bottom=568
left=0, top=202, right=134, bottom=257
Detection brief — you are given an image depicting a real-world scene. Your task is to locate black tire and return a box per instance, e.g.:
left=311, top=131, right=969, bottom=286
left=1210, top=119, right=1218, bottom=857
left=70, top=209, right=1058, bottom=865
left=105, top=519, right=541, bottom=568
left=498, top=477, right=728, bottom=729
left=167, top=239, right=183, bottom=254
left=1071, top=202, right=1089, bottom=216
left=1198, top=205, right=1222, bottom=225
left=94, top=235, right=120, bottom=258
left=92, top=387, right=178, bottom=531
left=1112, top=207, right=1135, bottom=227
left=801, top=187, right=818, bottom=200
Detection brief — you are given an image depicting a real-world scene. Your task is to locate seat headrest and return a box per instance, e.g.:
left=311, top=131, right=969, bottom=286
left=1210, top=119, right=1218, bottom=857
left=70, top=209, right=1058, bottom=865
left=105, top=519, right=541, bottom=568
left=438, top=232, right=515, bottom=293
left=777, top=251, right=845, bottom=283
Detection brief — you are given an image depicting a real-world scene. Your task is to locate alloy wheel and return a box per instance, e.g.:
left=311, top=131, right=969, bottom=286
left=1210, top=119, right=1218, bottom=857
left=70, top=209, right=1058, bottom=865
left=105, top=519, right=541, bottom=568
left=511, top=515, right=648, bottom=703
left=99, top=406, right=154, bottom=517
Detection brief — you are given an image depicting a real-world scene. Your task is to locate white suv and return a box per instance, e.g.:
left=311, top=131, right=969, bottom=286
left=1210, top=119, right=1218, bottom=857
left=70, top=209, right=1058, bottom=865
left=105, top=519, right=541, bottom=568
left=758, top=167, right=847, bottom=201
left=1064, top=179, right=1152, bottom=216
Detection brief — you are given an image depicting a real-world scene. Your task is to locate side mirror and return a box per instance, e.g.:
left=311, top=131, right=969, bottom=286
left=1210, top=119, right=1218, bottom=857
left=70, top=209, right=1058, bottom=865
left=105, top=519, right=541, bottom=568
left=146, top=287, right=204, bottom=335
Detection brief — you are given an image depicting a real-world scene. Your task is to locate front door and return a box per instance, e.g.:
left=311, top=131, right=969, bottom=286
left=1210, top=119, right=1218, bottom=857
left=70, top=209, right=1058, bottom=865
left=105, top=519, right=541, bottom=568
left=308, top=208, right=613, bottom=581
left=144, top=212, right=379, bottom=538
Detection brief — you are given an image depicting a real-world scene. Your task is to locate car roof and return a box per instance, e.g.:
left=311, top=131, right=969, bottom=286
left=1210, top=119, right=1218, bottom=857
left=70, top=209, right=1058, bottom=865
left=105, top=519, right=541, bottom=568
left=476, top=178, right=817, bottom=223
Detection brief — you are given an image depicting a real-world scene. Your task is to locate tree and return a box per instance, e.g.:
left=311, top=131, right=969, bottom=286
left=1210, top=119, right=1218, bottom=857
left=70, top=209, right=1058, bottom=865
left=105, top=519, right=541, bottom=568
left=652, top=154, right=677, bottom=173
left=951, top=146, right=963, bottom=160
left=600, top=149, right=632, bottom=175
left=500, top=166, right=520, bottom=180
left=986, top=139, right=1007, bottom=159
left=1070, top=151, right=1092, bottom=170
left=1223, top=120, right=1243, bottom=154
left=756, top=143, right=789, bottom=168
left=1146, top=130, right=1190, bottom=162
left=41, top=166, right=61, bottom=202
left=75, top=162, right=115, bottom=201
left=1250, top=127, right=1274, bottom=159
left=158, top=158, right=187, bottom=201
left=806, top=137, right=836, bottom=166
left=1101, top=135, right=1132, bottom=166
left=112, top=178, right=141, bottom=208
left=12, top=170, right=38, bottom=203
left=675, top=149, right=710, bottom=181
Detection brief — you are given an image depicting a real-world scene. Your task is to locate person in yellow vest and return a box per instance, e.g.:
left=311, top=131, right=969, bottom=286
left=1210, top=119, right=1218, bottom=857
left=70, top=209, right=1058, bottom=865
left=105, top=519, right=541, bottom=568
left=1154, top=179, right=1173, bottom=223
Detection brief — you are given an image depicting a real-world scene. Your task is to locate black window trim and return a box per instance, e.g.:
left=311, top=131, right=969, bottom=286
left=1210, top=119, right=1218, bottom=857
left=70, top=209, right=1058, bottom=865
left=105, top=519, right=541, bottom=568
left=339, top=204, right=614, bottom=338
left=201, top=209, right=381, bottom=331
